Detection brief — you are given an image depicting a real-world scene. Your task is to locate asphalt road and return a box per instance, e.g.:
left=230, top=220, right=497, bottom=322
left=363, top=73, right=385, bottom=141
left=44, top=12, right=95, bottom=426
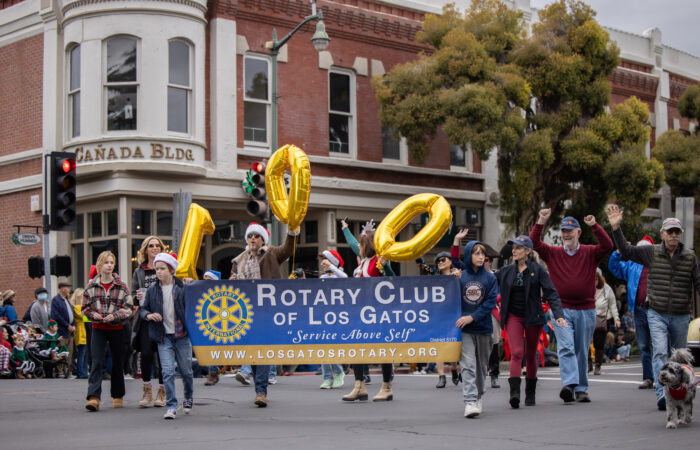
left=0, top=360, right=697, bottom=449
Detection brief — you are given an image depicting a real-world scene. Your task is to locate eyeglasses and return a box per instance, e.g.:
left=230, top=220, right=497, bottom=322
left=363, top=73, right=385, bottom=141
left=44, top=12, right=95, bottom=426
left=436, top=257, right=448, bottom=264
left=515, top=272, right=524, bottom=287
left=248, top=233, right=261, bottom=240
left=148, top=243, right=161, bottom=248
left=665, top=228, right=682, bottom=235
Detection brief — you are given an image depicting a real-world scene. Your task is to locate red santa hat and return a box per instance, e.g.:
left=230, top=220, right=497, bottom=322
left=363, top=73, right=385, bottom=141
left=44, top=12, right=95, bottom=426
left=154, top=252, right=179, bottom=272
left=321, top=249, right=344, bottom=268
left=89, top=265, right=98, bottom=280
left=246, top=222, right=270, bottom=245
left=637, top=235, right=654, bottom=246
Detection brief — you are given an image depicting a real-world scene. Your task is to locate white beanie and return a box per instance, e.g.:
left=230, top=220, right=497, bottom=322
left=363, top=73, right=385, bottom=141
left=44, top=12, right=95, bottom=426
left=154, top=252, right=178, bottom=272
left=246, top=222, right=270, bottom=245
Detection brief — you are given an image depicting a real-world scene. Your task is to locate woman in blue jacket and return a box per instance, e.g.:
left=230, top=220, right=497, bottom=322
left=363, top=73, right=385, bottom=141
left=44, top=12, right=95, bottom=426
left=139, top=253, right=193, bottom=420
left=497, top=236, right=566, bottom=408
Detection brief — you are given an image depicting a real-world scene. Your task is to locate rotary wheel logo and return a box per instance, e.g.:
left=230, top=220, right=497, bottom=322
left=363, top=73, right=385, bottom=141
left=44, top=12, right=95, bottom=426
left=196, top=286, right=253, bottom=343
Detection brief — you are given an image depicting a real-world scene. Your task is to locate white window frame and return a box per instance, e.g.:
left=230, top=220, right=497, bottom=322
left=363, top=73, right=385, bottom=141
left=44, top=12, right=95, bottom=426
left=167, top=39, right=193, bottom=136
left=67, top=44, right=81, bottom=140
left=243, top=54, right=271, bottom=148
left=381, top=126, right=408, bottom=164
left=328, top=68, right=356, bottom=158
left=103, top=35, right=140, bottom=133
left=449, top=143, right=473, bottom=172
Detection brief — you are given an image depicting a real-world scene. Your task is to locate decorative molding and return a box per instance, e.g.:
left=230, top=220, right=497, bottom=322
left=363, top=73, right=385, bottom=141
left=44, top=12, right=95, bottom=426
left=352, top=56, right=367, bottom=76
left=0, top=147, right=44, bottom=166
left=318, top=50, right=332, bottom=70
left=62, top=0, right=208, bottom=15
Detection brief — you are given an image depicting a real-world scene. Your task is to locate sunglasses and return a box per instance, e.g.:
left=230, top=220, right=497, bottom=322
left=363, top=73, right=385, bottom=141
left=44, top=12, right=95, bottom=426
left=515, top=271, right=524, bottom=287
left=148, top=243, right=161, bottom=248
left=436, top=257, right=448, bottom=264
left=665, top=228, right=682, bottom=235
left=248, top=233, right=262, bottom=240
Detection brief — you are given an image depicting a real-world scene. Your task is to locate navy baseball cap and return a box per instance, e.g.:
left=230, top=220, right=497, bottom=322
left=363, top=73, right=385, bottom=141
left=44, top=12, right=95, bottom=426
left=560, top=216, right=580, bottom=230
left=508, top=235, right=533, bottom=249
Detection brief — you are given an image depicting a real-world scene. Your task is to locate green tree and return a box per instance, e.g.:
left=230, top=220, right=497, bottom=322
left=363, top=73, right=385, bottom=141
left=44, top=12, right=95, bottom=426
left=373, top=0, right=664, bottom=233
left=652, top=130, right=700, bottom=201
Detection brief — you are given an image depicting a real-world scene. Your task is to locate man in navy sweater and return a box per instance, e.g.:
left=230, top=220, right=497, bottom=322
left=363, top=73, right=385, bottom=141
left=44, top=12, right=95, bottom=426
left=530, top=209, right=613, bottom=403
left=51, top=279, right=76, bottom=377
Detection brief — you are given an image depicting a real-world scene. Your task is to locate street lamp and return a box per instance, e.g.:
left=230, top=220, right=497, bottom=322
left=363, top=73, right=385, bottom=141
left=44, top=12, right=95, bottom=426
left=265, top=1, right=330, bottom=152
left=264, top=1, right=329, bottom=244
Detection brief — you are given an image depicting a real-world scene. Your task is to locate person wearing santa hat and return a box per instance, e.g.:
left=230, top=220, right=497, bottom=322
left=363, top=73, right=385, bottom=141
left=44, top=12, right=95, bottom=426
left=229, top=222, right=298, bottom=408
left=608, top=235, right=655, bottom=389
left=139, top=252, right=193, bottom=420
left=316, top=249, right=347, bottom=390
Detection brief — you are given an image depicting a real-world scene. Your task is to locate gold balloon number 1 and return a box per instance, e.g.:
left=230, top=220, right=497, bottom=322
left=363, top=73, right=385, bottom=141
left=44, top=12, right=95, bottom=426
left=175, top=203, right=215, bottom=280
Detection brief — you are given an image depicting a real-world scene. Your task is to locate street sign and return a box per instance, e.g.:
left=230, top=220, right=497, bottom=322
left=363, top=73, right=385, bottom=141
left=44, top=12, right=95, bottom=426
left=12, top=232, right=41, bottom=246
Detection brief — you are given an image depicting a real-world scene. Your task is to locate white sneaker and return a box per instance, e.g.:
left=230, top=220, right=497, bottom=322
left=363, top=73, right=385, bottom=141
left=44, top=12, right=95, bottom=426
left=268, top=376, right=277, bottom=385
left=183, top=399, right=193, bottom=414
left=332, top=372, right=345, bottom=389
left=163, top=409, right=177, bottom=420
left=475, top=398, right=483, bottom=414
left=320, top=379, right=333, bottom=389
left=464, top=401, right=480, bottom=418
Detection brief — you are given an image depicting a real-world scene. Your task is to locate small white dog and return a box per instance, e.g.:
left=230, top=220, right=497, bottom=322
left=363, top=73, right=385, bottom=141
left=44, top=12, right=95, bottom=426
left=658, top=348, right=696, bottom=429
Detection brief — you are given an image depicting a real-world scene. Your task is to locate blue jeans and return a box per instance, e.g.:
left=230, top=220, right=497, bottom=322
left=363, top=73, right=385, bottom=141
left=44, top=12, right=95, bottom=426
left=552, top=308, right=595, bottom=393
left=157, top=335, right=193, bottom=410
left=617, top=344, right=631, bottom=359
left=633, top=306, right=654, bottom=381
left=241, top=364, right=276, bottom=377
left=252, top=365, right=270, bottom=395
left=321, top=364, right=343, bottom=379
left=76, top=344, right=88, bottom=378
left=647, top=309, right=690, bottom=398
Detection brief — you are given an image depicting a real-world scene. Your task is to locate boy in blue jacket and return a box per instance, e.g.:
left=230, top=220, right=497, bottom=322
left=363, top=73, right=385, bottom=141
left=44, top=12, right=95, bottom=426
left=454, top=241, right=499, bottom=418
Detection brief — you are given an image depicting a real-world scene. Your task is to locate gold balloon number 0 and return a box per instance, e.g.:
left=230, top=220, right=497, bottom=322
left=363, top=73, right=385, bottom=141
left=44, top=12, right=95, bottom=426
left=175, top=203, right=215, bottom=280
left=265, top=145, right=311, bottom=232
left=374, top=193, right=452, bottom=263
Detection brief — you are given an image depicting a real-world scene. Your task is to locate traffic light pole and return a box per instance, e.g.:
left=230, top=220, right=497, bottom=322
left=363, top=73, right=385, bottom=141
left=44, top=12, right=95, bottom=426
left=42, top=154, right=51, bottom=298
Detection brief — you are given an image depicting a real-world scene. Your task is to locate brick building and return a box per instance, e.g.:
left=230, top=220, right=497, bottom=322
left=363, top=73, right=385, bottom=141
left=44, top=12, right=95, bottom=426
left=0, top=0, right=698, bottom=316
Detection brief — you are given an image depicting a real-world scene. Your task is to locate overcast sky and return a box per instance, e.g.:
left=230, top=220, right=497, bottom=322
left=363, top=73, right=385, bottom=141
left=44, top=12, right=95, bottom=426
left=529, top=0, right=700, bottom=57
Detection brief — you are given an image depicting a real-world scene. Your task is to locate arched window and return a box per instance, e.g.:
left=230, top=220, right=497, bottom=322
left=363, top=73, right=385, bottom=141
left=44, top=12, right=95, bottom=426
left=68, top=45, right=81, bottom=138
left=105, top=36, right=138, bottom=131
left=168, top=40, right=192, bottom=133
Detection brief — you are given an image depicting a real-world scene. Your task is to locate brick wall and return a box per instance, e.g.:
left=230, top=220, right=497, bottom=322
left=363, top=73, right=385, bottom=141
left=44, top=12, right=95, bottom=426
left=0, top=34, right=43, bottom=156
left=0, top=189, right=44, bottom=317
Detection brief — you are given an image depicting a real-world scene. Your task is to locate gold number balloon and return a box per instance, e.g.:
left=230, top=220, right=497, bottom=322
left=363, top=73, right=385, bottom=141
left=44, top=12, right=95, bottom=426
left=266, top=144, right=311, bottom=232
left=176, top=203, right=215, bottom=280
left=374, top=193, right=452, bottom=262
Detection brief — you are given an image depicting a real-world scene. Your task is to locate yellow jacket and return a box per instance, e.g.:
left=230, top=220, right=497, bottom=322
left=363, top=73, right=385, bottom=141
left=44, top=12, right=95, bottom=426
left=73, top=304, right=87, bottom=345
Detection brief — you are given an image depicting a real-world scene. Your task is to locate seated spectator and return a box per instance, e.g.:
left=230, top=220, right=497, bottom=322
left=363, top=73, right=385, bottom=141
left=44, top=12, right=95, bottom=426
left=0, top=290, right=18, bottom=323
left=616, top=330, right=631, bottom=362
left=0, top=326, right=11, bottom=376
left=12, top=333, right=35, bottom=379
left=39, top=319, right=69, bottom=366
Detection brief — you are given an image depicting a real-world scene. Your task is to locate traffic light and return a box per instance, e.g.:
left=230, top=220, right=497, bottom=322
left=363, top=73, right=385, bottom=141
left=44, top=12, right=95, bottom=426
left=242, top=161, right=268, bottom=220
left=28, top=256, right=44, bottom=279
left=50, top=255, right=71, bottom=277
left=49, top=151, right=77, bottom=231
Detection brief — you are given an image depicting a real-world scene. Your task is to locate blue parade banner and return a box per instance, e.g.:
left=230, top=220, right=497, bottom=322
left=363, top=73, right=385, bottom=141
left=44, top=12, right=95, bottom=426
left=184, top=275, right=462, bottom=365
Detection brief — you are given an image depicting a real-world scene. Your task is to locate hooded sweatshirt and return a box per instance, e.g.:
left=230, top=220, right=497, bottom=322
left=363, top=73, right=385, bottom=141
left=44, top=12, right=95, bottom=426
left=459, top=241, right=499, bottom=335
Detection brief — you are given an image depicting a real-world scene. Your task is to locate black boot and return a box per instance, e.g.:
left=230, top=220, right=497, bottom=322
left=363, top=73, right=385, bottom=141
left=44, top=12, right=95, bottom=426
left=435, top=375, right=446, bottom=388
left=525, top=377, right=537, bottom=406
left=508, top=377, right=521, bottom=409
left=451, top=369, right=459, bottom=385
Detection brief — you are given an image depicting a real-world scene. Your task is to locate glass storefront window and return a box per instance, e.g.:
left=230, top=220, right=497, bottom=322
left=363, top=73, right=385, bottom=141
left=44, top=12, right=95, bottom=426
left=73, top=213, right=84, bottom=239
left=72, top=243, right=84, bottom=288
left=106, top=209, right=118, bottom=235
left=132, top=209, right=152, bottom=235
left=89, top=212, right=102, bottom=237
left=157, top=211, right=173, bottom=236
left=90, top=239, right=118, bottom=267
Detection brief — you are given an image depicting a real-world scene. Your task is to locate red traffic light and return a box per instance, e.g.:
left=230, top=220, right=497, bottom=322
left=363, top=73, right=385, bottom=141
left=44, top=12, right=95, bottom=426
left=61, top=158, right=76, bottom=173
left=252, top=162, right=265, bottom=173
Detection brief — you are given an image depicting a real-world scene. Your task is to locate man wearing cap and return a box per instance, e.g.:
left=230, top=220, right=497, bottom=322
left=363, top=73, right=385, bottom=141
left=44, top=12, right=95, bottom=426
left=228, top=222, right=298, bottom=407
left=606, top=205, right=700, bottom=410
left=51, top=279, right=76, bottom=377
left=530, top=209, right=613, bottom=403
left=30, top=287, right=52, bottom=333
left=608, top=235, right=655, bottom=389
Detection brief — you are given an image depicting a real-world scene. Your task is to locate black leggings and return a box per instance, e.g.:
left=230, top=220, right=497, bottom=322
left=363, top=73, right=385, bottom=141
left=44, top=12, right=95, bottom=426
left=138, top=322, right=162, bottom=384
left=353, top=363, right=392, bottom=383
left=593, top=328, right=607, bottom=365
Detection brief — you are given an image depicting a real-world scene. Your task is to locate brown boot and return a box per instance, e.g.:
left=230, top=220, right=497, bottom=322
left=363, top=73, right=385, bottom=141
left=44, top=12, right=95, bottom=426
left=372, top=382, right=393, bottom=402
left=153, top=385, right=166, bottom=407
left=204, top=368, right=220, bottom=386
left=342, top=380, right=368, bottom=402
left=85, top=396, right=100, bottom=411
left=254, top=392, right=267, bottom=407
left=16, top=369, right=25, bottom=379
left=112, top=397, right=123, bottom=408
left=138, top=384, right=153, bottom=407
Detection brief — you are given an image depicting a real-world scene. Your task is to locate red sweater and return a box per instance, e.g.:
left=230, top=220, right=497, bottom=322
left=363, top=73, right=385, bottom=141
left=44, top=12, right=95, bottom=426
left=529, top=223, right=613, bottom=310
